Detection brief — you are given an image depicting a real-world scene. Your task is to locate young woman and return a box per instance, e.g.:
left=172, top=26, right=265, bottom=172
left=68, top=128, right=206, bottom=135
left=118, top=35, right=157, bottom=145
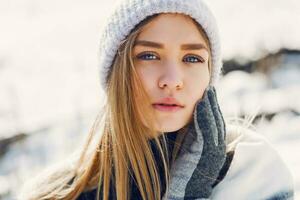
left=19, top=0, right=294, bottom=199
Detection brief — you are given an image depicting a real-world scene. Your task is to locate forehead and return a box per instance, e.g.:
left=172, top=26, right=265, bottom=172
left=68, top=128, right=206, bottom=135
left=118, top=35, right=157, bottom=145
left=135, top=13, right=208, bottom=48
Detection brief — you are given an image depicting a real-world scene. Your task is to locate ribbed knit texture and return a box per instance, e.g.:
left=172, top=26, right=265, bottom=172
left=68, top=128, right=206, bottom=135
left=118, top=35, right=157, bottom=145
left=98, top=0, right=223, bottom=91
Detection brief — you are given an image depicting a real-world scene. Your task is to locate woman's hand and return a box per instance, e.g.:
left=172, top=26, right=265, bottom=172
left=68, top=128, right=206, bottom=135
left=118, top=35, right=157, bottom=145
left=163, top=85, right=227, bottom=199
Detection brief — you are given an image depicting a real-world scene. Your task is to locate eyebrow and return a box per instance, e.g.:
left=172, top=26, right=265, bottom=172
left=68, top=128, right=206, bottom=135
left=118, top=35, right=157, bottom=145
left=134, top=40, right=209, bottom=52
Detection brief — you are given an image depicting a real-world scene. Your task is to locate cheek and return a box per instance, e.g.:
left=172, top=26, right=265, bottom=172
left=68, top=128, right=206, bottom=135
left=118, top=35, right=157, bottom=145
left=187, top=66, right=210, bottom=87
left=136, top=66, right=159, bottom=90
left=185, top=67, right=210, bottom=103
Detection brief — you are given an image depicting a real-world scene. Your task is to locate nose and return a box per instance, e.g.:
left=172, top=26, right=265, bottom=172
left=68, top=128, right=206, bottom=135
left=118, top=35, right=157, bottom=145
left=158, top=64, right=183, bottom=90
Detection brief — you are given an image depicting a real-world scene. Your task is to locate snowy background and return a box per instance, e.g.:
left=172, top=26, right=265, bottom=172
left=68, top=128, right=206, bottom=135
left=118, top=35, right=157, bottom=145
left=0, top=0, right=300, bottom=199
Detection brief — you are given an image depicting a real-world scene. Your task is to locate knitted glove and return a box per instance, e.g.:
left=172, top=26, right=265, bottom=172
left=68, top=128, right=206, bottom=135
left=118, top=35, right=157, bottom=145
left=163, top=85, right=226, bottom=199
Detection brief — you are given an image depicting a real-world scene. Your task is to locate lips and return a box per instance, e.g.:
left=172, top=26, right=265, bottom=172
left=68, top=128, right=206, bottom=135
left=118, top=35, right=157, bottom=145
left=152, top=104, right=183, bottom=112
left=152, top=97, right=184, bottom=112
left=156, top=103, right=179, bottom=106
left=153, top=97, right=184, bottom=108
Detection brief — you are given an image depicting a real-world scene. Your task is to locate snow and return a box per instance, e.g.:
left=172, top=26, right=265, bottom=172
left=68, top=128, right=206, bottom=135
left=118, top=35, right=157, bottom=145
left=0, top=0, right=299, bottom=199
left=217, top=70, right=300, bottom=197
left=206, top=0, right=300, bottom=60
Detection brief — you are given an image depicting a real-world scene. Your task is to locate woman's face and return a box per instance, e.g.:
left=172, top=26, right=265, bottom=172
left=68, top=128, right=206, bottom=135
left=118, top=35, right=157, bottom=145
left=133, top=13, right=210, bottom=133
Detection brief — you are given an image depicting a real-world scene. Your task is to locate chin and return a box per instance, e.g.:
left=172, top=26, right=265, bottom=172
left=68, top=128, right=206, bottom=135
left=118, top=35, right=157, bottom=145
left=151, top=114, right=192, bottom=133
left=156, top=123, right=185, bottom=133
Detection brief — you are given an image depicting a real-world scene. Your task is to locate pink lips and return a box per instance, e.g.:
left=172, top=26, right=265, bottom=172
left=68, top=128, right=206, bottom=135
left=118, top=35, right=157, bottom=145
left=152, top=104, right=183, bottom=112
left=153, top=97, right=184, bottom=112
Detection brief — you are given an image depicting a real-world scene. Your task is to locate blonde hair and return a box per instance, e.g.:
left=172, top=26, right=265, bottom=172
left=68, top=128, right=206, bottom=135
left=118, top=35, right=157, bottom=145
left=18, top=13, right=256, bottom=200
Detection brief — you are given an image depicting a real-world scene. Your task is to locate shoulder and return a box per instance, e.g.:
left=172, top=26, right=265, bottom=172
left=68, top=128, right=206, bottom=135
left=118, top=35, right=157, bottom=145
left=211, top=124, right=294, bottom=200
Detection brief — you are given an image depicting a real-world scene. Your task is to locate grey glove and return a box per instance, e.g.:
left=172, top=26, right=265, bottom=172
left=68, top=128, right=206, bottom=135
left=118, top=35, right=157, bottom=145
left=163, top=85, right=226, bottom=199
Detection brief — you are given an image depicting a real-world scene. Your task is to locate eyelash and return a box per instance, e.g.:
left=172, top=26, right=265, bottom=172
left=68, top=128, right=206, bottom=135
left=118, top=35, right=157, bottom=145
left=136, top=52, right=205, bottom=63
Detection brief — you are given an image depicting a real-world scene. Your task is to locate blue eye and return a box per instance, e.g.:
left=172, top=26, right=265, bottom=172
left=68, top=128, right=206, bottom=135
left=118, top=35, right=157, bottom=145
left=136, top=53, right=159, bottom=60
left=183, top=55, right=205, bottom=63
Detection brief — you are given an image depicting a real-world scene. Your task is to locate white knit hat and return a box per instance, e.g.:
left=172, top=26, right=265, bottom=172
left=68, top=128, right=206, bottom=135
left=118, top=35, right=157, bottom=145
left=98, top=0, right=222, bottom=91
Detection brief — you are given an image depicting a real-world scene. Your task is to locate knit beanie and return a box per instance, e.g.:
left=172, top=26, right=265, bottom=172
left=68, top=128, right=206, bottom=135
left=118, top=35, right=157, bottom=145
left=98, top=0, right=222, bottom=91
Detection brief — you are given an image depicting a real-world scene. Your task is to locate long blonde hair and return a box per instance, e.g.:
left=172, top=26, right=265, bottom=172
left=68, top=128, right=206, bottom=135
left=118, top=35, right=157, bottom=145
left=18, top=13, right=256, bottom=200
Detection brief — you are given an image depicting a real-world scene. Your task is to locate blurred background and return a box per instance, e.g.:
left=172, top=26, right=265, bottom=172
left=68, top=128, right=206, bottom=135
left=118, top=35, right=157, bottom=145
left=0, top=0, right=299, bottom=199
